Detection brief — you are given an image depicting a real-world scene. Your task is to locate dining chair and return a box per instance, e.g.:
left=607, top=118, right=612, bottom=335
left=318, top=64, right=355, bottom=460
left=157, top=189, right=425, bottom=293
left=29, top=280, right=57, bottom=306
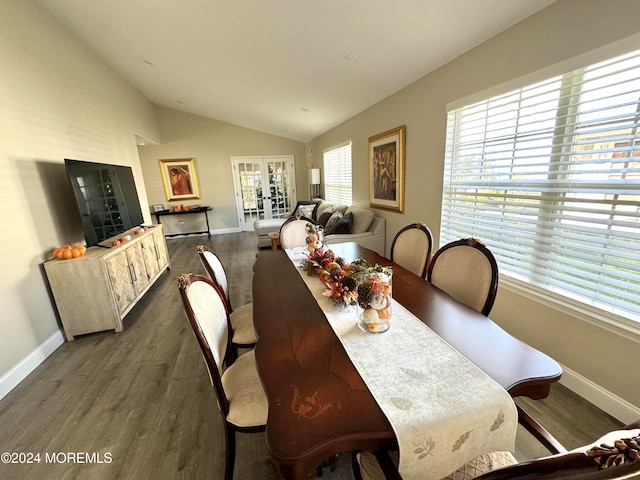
left=279, top=215, right=316, bottom=249
left=178, top=273, right=267, bottom=480
left=427, top=238, right=499, bottom=316
left=196, top=245, right=257, bottom=349
left=355, top=419, right=640, bottom=480
left=389, top=222, right=433, bottom=278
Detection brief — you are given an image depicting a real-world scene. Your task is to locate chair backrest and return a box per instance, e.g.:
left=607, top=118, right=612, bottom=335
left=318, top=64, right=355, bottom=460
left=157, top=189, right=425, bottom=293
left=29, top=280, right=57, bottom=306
left=178, top=273, right=234, bottom=417
left=390, top=223, right=433, bottom=278
left=427, top=238, right=498, bottom=316
left=358, top=421, right=640, bottom=480
left=279, top=216, right=315, bottom=249
left=196, top=245, right=232, bottom=312
left=475, top=421, right=640, bottom=480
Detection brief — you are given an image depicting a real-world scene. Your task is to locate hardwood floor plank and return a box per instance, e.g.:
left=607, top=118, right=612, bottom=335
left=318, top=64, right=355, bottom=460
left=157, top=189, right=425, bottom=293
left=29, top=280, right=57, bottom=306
left=0, top=232, right=623, bottom=480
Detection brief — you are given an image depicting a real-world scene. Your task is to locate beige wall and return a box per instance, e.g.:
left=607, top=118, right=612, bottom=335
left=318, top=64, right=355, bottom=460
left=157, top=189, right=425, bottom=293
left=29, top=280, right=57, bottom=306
left=0, top=1, right=159, bottom=387
left=138, top=107, right=306, bottom=234
left=308, top=0, right=640, bottom=414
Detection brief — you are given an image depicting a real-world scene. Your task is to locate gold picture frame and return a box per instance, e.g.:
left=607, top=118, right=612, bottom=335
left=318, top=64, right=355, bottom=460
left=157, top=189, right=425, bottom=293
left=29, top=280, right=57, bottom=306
left=159, top=158, right=200, bottom=201
left=369, top=126, right=405, bottom=213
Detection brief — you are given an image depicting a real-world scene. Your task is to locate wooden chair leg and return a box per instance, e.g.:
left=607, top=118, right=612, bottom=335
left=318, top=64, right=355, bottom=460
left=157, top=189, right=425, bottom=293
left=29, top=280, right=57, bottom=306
left=517, top=405, right=567, bottom=455
left=224, top=427, right=236, bottom=480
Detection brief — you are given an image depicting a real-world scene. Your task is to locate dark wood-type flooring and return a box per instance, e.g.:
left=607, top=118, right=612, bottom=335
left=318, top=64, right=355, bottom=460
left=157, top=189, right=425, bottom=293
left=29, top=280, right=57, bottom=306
left=0, top=232, right=622, bottom=479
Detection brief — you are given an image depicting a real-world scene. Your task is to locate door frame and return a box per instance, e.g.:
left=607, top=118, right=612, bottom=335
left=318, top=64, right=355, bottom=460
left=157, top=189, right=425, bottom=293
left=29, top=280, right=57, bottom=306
left=231, top=155, right=297, bottom=231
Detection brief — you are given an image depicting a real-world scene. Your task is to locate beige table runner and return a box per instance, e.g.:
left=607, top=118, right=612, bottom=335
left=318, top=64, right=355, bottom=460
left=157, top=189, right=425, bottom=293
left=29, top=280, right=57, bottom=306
left=286, top=247, right=517, bottom=480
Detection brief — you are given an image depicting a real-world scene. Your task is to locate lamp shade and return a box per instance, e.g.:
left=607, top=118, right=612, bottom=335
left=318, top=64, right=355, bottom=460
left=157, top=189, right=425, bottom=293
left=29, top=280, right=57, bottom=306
left=311, top=168, right=321, bottom=185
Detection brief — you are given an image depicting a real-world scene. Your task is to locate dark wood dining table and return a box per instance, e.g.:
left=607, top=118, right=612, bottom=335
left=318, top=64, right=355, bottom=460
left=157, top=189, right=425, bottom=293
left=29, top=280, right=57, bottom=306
left=252, top=242, right=562, bottom=480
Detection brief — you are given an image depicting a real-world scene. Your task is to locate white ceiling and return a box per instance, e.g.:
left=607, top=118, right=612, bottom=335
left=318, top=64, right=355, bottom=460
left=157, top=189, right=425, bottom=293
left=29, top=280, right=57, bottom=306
left=37, top=0, right=555, bottom=143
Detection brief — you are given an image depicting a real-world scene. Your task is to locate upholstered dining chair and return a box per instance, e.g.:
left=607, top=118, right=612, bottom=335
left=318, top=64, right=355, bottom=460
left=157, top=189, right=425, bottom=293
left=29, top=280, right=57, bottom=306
left=355, top=419, right=640, bottom=480
left=427, top=238, right=499, bottom=316
left=390, top=222, right=434, bottom=278
left=196, top=245, right=257, bottom=349
left=279, top=215, right=316, bottom=249
left=178, top=273, right=267, bottom=480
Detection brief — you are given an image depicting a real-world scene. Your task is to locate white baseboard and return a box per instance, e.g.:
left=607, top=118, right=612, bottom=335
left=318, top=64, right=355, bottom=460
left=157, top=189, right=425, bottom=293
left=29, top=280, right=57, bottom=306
left=0, top=329, right=65, bottom=401
left=163, top=227, right=242, bottom=238
left=559, top=364, right=640, bottom=425
left=211, top=227, right=242, bottom=234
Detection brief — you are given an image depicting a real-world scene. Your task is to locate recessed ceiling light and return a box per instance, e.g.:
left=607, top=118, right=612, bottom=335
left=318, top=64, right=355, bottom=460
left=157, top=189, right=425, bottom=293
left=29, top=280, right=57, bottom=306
left=344, top=53, right=359, bottom=63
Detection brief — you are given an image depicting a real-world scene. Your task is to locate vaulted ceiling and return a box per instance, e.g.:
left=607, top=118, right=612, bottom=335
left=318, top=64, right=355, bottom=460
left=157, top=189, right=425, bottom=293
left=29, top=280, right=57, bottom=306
left=37, top=0, right=555, bottom=142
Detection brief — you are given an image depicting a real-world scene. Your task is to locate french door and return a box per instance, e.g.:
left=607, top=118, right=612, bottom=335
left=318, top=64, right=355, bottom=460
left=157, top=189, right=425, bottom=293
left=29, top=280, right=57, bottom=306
left=231, top=156, right=296, bottom=231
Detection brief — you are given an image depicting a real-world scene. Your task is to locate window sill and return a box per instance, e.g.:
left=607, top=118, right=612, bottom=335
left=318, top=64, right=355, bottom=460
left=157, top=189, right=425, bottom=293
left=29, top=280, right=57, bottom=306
left=501, top=275, right=640, bottom=345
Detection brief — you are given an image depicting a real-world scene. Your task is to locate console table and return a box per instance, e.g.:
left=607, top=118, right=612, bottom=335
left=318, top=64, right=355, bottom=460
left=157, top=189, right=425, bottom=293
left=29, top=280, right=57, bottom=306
left=153, top=206, right=212, bottom=237
left=44, top=225, right=170, bottom=340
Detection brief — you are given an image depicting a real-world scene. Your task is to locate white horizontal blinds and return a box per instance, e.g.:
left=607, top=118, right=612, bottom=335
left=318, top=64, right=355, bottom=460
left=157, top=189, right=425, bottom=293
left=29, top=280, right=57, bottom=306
left=323, top=142, right=352, bottom=205
left=442, top=49, right=640, bottom=321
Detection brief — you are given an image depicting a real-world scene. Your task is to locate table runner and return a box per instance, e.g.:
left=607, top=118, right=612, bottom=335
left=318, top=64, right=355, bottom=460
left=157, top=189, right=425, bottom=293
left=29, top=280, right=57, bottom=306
left=285, top=247, right=517, bottom=480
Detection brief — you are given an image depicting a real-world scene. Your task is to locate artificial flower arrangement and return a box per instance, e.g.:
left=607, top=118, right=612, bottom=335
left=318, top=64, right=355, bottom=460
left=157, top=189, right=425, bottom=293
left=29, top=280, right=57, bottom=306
left=304, top=246, right=338, bottom=276
left=319, top=259, right=359, bottom=306
left=304, top=250, right=393, bottom=315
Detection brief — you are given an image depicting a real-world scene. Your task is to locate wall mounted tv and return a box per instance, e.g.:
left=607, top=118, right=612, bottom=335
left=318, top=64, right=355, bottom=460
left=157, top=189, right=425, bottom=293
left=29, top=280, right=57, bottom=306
left=64, top=159, right=145, bottom=247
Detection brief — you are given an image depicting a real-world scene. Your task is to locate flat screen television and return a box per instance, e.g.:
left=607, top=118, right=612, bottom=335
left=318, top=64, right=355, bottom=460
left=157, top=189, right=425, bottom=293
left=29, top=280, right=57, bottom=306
left=64, top=159, right=145, bottom=247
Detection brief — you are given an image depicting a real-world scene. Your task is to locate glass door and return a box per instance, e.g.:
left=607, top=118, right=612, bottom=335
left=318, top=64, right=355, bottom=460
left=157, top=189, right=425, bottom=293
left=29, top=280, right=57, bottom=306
left=232, top=156, right=296, bottom=231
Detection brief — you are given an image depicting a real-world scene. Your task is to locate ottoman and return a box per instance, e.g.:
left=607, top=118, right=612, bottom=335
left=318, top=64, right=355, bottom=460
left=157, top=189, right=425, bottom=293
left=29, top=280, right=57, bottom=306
left=254, top=218, right=287, bottom=248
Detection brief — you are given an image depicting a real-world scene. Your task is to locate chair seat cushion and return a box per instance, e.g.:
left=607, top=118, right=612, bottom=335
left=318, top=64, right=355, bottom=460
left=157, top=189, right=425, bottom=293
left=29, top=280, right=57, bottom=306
left=357, top=450, right=517, bottom=480
left=443, top=451, right=516, bottom=479
left=230, top=303, right=257, bottom=345
left=222, top=350, right=268, bottom=428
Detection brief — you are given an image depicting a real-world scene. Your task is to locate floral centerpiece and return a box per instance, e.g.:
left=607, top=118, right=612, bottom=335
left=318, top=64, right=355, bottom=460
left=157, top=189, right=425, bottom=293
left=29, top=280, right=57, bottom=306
left=319, top=260, right=358, bottom=306
left=304, top=254, right=393, bottom=324
left=303, top=246, right=336, bottom=276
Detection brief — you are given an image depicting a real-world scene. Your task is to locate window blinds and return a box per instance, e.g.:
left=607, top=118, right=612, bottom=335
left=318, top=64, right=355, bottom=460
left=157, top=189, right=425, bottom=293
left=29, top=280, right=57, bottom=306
left=441, top=49, right=640, bottom=322
left=323, top=142, right=352, bottom=205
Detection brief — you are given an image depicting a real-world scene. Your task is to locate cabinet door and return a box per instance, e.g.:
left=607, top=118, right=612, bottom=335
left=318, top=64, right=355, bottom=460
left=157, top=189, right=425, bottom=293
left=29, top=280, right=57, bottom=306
left=141, top=235, right=159, bottom=279
left=105, top=251, right=137, bottom=314
left=152, top=228, right=169, bottom=269
left=126, top=242, right=148, bottom=295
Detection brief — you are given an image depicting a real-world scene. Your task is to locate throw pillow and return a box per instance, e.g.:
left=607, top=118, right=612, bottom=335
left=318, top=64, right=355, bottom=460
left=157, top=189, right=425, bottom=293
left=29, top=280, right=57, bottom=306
left=324, top=211, right=343, bottom=233
left=346, top=206, right=374, bottom=234
left=327, top=211, right=353, bottom=234
left=317, top=211, right=333, bottom=227
left=315, top=201, right=335, bottom=219
left=334, top=204, right=349, bottom=215
left=293, top=201, right=318, bottom=219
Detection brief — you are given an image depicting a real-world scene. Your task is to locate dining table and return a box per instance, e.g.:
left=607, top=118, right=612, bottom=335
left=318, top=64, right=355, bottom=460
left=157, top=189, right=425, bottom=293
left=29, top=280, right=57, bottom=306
left=252, top=242, right=562, bottom=480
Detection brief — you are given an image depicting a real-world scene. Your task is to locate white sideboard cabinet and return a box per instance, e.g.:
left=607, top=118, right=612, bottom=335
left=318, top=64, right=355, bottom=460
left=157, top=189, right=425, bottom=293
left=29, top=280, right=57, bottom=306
left=44, top=225, right=171, bottom=341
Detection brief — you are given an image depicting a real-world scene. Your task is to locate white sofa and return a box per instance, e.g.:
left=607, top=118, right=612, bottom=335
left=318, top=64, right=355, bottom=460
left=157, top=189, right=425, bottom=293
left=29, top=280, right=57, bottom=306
left=254, top=200, right=386, bottom=255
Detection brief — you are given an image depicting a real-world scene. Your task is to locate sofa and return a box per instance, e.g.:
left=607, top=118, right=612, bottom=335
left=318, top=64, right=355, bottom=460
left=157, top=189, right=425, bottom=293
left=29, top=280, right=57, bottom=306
left=254, top=199, right=386, bottom=255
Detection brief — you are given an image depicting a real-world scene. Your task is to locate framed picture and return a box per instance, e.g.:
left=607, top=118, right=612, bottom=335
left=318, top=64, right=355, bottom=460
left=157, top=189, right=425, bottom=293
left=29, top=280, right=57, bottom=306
left=159, top=158, right=200, bottom=201
left=369, top=125, right=405, bottom=213
left=151, top=204, right=165, bottom=213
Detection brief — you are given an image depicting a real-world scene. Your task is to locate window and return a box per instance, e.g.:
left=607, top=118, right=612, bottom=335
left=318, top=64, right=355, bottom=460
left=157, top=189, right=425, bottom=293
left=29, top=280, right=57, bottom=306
left=441, top=49, right=640, bottom=324
left=323, top=142, right=352, bottom=205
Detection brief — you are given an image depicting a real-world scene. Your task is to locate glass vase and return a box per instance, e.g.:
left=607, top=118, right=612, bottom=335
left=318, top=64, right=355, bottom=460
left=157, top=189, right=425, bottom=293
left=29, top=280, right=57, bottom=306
left=356, top=267, right=392, bottom=333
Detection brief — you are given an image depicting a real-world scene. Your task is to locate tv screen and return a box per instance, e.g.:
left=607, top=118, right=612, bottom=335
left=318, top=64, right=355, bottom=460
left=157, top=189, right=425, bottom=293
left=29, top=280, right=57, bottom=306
left=64, top=159, right=145, bottom=247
